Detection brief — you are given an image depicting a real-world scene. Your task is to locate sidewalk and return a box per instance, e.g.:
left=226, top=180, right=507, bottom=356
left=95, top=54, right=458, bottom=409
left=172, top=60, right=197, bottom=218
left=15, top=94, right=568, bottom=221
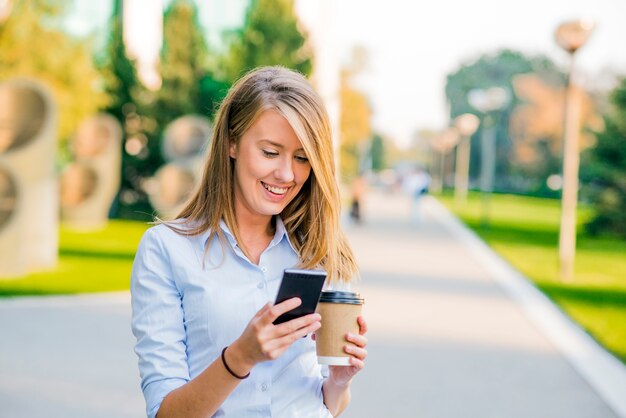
left=0, top=293, right=144, bottom=417
left=343, top=189, right=625, bottom=418
left=0, top=189, right=624, bottom=417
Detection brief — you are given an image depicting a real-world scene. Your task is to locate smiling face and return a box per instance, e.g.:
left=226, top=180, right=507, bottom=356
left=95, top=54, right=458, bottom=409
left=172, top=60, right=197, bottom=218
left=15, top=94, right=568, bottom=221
left=229, top=109, right=312, bottom=225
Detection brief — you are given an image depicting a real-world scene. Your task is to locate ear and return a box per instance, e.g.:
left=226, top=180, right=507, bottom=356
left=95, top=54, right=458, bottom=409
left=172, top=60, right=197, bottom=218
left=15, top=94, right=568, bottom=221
left=229, top=139, right=237, bottom=159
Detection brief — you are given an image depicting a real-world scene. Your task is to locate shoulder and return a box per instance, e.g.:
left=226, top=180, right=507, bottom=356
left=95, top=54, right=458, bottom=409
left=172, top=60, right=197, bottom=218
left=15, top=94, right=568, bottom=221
left=133, top=222, right=205, bottom=276
left=138, top=221, right=198, bottom=253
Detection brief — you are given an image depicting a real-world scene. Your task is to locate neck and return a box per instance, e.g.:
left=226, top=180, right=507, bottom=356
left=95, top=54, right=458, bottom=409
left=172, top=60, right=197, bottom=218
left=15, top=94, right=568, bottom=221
left=233, top=201, right=273, bottom=237
left=237, top=213, right=274, bottom=240
left=234, top=212, right=275, bottom=265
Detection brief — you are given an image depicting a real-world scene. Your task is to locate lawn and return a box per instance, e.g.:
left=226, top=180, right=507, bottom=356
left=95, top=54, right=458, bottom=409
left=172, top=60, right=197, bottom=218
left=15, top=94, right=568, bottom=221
left=437, top=191, right=626, bottom=364
left=0, top=220, right=150, bottom=296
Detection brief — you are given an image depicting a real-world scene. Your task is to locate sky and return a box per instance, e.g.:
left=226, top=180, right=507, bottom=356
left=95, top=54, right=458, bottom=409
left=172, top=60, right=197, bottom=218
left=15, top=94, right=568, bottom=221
left=65, top=0, right=626, bottom=148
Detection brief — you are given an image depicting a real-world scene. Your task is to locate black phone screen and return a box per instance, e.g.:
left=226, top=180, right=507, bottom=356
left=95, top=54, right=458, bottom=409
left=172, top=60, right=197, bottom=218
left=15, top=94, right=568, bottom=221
left=272, top=268, right=327, bottom=325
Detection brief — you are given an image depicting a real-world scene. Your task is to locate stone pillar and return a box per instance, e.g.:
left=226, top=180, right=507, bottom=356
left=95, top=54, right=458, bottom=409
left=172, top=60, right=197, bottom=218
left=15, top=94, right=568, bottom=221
left=0, top=79, right=57, bottom=278
left=144, top=115, right=212, bottom=220
left=61, top=114, right=122, bottom=230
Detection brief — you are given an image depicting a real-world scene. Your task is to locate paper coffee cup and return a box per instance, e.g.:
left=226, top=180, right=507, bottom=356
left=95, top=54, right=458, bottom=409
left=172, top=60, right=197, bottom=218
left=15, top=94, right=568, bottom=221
left=315, top=291, right=364, bottom=366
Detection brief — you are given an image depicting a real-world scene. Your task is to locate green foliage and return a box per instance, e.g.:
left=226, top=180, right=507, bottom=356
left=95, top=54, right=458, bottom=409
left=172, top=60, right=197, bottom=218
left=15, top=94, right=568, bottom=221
left=224, top=0, right=312, bottom=82
left=445, top=49, right=564, bottom=192
left=156, top=0, right=227, bottom=123
left=339, top=65, right=372, bottom=181
left=97, top=2, right=160, bottom=220
left=0, top=0, right=108, bottom=145
left=98, top=9, right=140, bottom=123
left=99, top=0, right=228, bottom=220
left=0, top=220, right=149, bottom=296
left=369, top=134, right=385, bottom=172
left=582, top=77, right=626, bottom=237
left=438, top=191, right=626, bottom=364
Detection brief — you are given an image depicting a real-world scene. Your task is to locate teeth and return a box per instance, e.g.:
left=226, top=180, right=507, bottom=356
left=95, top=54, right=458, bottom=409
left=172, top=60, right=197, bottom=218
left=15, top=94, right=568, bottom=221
left=263, top=182, right=288, bottom=195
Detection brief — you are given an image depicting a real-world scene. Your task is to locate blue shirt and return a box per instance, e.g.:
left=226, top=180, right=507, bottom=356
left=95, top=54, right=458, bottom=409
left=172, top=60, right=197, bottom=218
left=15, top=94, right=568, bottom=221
left=130, top=218, right=332, bottom=418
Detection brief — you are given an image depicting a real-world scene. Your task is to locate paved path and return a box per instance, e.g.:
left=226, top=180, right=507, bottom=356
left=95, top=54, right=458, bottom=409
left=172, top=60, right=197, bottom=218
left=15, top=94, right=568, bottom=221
left=0, top=293, right=143, bottom=417
left=343, top=191, right=624, bottom=418
left=1, top=189, right=624, bottom=417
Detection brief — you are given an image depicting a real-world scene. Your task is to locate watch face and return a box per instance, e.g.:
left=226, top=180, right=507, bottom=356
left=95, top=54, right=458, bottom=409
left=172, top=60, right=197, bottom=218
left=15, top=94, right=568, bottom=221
left=0, top=84, right=47, bottom=154
left=0, top=167, right=17, bottom=231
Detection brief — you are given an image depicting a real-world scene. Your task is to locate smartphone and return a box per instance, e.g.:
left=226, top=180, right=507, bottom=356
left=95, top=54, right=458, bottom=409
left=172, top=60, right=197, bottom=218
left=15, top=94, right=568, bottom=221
left=272, top=268, right=327, bottom=325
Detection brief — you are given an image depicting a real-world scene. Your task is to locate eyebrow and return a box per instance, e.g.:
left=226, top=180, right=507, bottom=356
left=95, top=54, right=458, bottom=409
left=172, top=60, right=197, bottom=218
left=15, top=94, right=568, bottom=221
left=259, top=139, right=304, bottom=152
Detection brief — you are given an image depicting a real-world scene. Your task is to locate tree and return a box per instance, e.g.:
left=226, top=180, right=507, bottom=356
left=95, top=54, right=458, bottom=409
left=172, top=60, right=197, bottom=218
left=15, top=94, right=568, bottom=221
left=509, top=73, right=601, bottom=196
left=445, top=49, right=567, bottom=194
left=369, top=134, right=385, bottom=172
left=0, top=0, right=108, bottom=148
left=339, top=69, right=372, bottom=181
left=224, top=0, right=312, bottom=82
left=98, top=1, right=141, bottom=124
left=581, top=77, right=626, bottom=237
left=96, top=0, right=161, bottom=220
left=156, top=0, right=227, bottom=124
left=338, top=47, right=372, bottom=181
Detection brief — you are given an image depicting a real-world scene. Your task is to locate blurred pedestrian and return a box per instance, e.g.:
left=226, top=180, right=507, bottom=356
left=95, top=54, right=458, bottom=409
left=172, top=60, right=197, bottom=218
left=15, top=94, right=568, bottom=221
left=130, top=67, right=368, bottom=418
left=403, top=166, right=431, bottom=223
left=349, top=173, right=367, bottom=224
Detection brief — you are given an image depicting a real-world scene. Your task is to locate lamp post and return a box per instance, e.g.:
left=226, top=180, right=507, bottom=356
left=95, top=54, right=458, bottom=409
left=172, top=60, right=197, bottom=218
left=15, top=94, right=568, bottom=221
left=453, top=113, right=480, bottom=206
left=430, top=127, right=459, bottom=193
left=555, top=19, right=595, bottom=281
left=468, top=87, right=510, bottom=226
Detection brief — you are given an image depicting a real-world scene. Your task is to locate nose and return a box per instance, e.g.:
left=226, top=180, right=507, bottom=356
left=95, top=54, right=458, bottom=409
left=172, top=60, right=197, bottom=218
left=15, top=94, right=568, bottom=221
left=274, top=156, right=295, bottom=183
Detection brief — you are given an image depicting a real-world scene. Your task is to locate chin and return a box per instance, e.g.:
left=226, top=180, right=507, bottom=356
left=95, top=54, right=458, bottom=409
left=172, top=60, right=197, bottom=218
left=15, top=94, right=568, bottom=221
left=261, top=204, right=287, bottom=216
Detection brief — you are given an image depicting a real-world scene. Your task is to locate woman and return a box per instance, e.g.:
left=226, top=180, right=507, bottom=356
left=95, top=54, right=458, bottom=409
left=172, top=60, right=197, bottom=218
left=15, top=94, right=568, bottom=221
left=131, top=66, right=368, bottom=418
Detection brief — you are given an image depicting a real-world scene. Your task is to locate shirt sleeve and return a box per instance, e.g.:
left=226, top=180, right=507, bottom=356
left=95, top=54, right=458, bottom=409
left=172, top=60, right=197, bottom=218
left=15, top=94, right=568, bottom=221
left=130, top=227, right=190, bottom=418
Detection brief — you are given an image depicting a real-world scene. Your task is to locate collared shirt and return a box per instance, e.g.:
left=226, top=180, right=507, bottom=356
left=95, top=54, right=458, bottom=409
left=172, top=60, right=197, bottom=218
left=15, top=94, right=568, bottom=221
left=130, top=217, right=332, bottom=418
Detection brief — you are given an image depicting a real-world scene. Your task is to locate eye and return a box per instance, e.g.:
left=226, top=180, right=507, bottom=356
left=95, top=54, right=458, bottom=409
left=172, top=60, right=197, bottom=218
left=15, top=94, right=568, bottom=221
left=262, top=149, right=278, bottom=157
left=295, top=155, right=309, bottom=163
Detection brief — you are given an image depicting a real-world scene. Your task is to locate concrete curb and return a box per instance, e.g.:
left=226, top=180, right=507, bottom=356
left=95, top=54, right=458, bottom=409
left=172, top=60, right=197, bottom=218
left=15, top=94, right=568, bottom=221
left=425, top=196, right=626, bottom=418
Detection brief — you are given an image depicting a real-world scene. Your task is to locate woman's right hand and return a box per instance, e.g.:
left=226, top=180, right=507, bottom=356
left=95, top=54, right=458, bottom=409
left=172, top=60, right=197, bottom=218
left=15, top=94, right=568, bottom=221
left=224, top=298, right=321, bottom=376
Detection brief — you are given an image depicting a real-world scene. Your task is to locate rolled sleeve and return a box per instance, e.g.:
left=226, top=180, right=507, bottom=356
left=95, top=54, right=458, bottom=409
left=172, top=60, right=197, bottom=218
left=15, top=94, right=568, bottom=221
left=131, top=227, right=190, bottom=418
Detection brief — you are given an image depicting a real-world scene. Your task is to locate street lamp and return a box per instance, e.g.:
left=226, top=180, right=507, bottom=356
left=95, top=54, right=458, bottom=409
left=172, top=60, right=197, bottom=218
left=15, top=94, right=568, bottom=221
left=468, top=87, right=510, bottom=226
left=429, top=127, right=459, bottom=193
left=453, top=113, right=480, bottom=206
left=555, top=19, right=595, bottom=281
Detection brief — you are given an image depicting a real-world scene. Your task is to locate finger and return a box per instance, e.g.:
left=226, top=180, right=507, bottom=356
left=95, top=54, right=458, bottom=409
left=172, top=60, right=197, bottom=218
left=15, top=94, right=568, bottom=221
left=344, top=344, right=368, bottom=360
left=357, top=316, right=368, bottom=335
left=274, top=312, right=321, bottom=337
left=266, top=319, right=321, bottom=353
left=348, top=356, right=365, bottom=370
left=262, top=297, right=302, bottom=324
left=346, top=332, right=368, bottom=348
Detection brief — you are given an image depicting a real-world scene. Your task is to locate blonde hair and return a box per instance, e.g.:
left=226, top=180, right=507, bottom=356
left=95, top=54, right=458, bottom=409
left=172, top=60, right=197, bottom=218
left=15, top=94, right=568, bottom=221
left=170, top=66, right=358, bottom=283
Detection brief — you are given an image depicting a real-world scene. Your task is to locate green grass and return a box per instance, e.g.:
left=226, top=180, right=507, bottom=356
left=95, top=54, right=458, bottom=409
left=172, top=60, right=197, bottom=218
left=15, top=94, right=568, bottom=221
left=437, top=191, right=626, bottom=363
left=0, top=220, right=150, bottom=296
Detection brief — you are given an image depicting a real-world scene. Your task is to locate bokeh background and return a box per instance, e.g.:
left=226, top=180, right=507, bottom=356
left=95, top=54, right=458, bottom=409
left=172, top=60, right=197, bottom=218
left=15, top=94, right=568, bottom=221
left=1, top=0, right=625, bottom=417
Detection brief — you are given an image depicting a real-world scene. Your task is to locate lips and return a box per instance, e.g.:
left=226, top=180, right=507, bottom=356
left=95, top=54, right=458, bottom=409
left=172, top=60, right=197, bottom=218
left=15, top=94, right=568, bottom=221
left=261, top=181, right=289, bottom=195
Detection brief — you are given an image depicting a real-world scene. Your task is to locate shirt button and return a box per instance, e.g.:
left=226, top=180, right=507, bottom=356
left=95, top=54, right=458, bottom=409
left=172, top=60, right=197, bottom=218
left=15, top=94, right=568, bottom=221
left=261, top=266, right=268, bottom=273
left=257, top=282, right=265, bottom=289
left=261, top=383, right=268, bottom=392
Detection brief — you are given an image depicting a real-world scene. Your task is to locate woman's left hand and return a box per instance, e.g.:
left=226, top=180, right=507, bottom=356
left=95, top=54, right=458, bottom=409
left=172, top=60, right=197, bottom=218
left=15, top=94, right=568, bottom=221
left=328, top=315, right=368, bottom=387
